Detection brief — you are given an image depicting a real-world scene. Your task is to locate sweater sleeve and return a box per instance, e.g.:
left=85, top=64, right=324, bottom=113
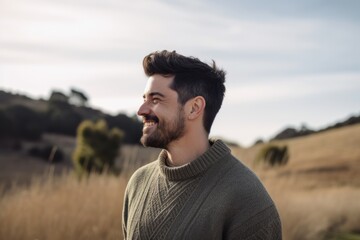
left=227, top=205, right=282, bottom=240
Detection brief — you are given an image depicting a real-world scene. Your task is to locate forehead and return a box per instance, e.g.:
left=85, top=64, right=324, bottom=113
left=143, top=74, right=176, bottom=96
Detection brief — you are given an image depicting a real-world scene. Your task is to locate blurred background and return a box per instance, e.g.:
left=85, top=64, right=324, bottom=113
left=1, top=0, right=360, bottom=239
left=1, top=0, right=359, bottom=146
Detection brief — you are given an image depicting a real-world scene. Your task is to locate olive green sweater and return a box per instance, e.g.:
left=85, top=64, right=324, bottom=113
left=122, top=140, right=282, bottom=239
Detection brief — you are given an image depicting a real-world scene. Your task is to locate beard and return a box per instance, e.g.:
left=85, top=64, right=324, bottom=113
left=140, top=107, right=185, bottom=149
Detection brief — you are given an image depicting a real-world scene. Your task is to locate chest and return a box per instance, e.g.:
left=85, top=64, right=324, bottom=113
left=126, top=174, right=230, bottom=240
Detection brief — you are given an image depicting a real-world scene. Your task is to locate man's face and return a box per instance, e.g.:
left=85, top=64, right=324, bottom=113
left=137, top=74, right=186, bottom=149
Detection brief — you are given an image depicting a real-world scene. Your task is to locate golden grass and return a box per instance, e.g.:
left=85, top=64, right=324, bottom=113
left=267, top=184, right=360, bottom=240
left=1, top=124, right=360, bottom=240
left=232, top=124, right=360, bottom=169
left=1, top=170, right=359, bottom=240
left=0, top=170, right=126, bottom=240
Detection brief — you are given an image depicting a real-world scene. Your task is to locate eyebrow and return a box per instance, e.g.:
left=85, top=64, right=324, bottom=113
left=143, top=92, right=166, bottom=99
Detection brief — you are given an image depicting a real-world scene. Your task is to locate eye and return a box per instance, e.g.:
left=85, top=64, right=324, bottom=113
left=152, top=98, right=159, bottom=104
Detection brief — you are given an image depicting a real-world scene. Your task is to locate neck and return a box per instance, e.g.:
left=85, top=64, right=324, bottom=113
left=165, top=130, right=210, bottom=167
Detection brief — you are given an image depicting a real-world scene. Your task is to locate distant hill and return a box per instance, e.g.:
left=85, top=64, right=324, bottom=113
left=0, top=90, right=142, bottom=144
left=0, top=90, right=48, bottom=112
left=231, top=123, right=360, bottom=188
left=271, top=113, right=360, bottom=141
left=2, top=89, right=358, bottom=145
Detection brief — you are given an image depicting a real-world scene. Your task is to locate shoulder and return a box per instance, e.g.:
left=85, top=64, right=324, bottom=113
left=209, top=154, right=276, bottom=214
left=224, top=155, right=271, bottom=197
left=125, top=160, right=158, bottom=197
left=213, top=155, right=282, bottom=237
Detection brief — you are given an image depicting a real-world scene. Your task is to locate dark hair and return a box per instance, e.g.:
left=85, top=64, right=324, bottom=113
left=143, top=50, right=226, bottom=134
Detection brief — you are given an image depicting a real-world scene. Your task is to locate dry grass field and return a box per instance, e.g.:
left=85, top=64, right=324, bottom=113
left=0, top=172, right=126, bottom=240
left=1, top=124, right=360, bottom=240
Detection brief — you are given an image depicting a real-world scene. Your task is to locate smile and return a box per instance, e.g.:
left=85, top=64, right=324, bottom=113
left=144, top=120, right=157, bottom=127
left=142, top=116, right=159, bottom=133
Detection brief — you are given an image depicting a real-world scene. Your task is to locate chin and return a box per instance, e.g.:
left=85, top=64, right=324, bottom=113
left=141, top=136, right=167, bottom=149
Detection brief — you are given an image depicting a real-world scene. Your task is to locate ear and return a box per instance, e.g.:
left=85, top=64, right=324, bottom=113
left=187, top=96, right=206, bottom=120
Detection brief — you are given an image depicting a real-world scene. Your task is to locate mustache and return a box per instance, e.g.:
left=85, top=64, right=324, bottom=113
left=143, top=115, right=159, bottom=123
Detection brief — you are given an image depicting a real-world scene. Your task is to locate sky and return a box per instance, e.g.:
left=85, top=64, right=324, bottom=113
left=1, top=0, right=359, bottom=146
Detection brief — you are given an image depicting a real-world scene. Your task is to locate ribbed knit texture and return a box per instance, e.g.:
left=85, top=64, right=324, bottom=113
left=123, top=140, right=282, bottom=240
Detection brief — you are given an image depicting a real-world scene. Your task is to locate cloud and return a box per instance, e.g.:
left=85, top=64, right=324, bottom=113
left=91, top=95, right=142, bottom=115
left=0, top=0, right=322, bottom=64
left=227, top=72, right=360, bottom=104
left=0, top=62, right=143, bottom=97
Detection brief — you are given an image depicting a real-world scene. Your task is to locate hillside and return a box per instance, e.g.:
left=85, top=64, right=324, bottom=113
left=237, top=124, right=360, bottom=239
left=0, top=90, right=105, bottom=117
left=1, top=123, right=359, bottom=190
left=0, top=90, right=142, bottom=144
left=0, top=90, right=48, bottom=111
left=232, top=123, right=360, bottom=189
left=271, top=113, right=360, bottom=141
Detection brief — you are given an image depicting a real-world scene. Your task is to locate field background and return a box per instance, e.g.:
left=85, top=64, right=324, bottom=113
left=1, top=124, right=360, bottom=240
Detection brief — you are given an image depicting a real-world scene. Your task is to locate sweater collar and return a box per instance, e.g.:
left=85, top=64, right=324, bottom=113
left=158, top=139, right=231, bottom=181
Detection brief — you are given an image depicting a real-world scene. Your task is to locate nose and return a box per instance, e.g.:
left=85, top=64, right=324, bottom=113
left=137, top=101, right=150, bottom=117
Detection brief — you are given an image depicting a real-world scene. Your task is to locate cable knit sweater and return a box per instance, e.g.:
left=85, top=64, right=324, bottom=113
left=122, top=140, right=282, bottom=240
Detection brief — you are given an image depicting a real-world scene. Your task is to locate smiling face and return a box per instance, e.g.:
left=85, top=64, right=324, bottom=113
left=137, top=74, right=186, bottom=149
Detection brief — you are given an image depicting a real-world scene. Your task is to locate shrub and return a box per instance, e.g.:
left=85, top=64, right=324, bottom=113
left=256, top=144, right=289, bottom=167
left=72, top=119, right=124, bottom=177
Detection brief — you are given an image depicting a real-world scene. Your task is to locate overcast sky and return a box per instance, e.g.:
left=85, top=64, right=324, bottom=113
left=1, top=0, right=359, bottom=146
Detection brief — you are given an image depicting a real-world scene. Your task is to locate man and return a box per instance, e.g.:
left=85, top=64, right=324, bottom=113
left=122, top=50, right=282, bottom=239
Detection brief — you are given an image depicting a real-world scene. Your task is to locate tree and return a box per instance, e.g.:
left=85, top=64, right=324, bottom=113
left=49, top=90, right=69, bottom=104
left=4, top=105, right=46, bottom=140
left=69, top=88, right=89, bottom=106
left=46, top=102, right=82, bottom=136
left=72, top=119, right=124, bottom=176
left=105, top=113, right=142, bottom=144
left=0, top=109, right=13, bottom=138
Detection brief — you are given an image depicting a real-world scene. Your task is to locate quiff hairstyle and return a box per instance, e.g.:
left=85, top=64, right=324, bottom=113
left=143, top=50, right=226, bottom=134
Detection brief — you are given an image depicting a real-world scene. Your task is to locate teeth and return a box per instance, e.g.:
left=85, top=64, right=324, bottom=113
left=145, top=121, right=156, bottom=126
